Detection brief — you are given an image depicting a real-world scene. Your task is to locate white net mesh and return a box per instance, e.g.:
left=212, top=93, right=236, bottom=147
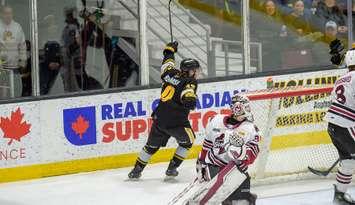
left=243, top=87, right=338, bottom=184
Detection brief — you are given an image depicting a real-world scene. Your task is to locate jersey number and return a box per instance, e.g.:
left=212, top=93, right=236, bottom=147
left=161, top=85, right=175, bottom=102
left=335, top=85, right=346, bottom=104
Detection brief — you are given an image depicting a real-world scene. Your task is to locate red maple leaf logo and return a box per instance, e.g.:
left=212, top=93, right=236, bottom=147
left=71, top=115, right=89, bottom=139
left=0, top=108, right=31, bottom=145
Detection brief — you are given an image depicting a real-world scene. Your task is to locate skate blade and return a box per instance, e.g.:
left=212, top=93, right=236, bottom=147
left=125, top=177, right=141, bottom=182
left=164, top=175, right=178, bottom=183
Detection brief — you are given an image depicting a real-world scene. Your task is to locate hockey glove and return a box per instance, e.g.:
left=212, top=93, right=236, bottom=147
left=181, top=94, right=197, bottom=110
left=329, top=39, right=344, bottom=55
left=163, top=41, right=178, bottom=55
left=329, top=39, right=345, bottom=65
left=331, top=53, right=345, bottom=66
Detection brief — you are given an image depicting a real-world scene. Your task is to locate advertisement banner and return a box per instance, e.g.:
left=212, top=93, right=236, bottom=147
left=0, top=68, right=348, bottom=182
left=0, top=102, right=40, bottom=168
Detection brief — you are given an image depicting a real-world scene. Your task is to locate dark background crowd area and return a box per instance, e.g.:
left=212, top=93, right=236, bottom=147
left=2, top=0, right=354, bottom=100
left=2, top=1, right=139, bottom=98
left=192, top=0, right=355, bottom=71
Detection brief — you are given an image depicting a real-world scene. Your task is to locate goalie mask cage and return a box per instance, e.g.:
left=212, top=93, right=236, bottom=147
left=244, top=86, right=336, bottom=185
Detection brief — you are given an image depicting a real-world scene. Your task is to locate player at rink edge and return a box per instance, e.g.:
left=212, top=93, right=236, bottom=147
left=128, top=41, right=200, bottom=180
left=188, top=94, right=260, bottom=205
left=326, top=39, right=355, bottom=205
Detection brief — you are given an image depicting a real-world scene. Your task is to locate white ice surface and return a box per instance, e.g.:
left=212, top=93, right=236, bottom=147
left=0, top=159, right=354, bottom=205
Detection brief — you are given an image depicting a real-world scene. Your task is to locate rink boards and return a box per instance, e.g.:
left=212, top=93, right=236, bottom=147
left=0, top=68, right=346, bottom=183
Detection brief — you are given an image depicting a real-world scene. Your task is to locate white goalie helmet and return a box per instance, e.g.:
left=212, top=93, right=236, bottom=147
left=345, top=49, right=355, bottom=67
left=230, top=94, right=252, bottom=120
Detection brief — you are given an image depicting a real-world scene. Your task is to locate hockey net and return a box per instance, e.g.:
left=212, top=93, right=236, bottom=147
left=243, top=86, right=337, bottom=185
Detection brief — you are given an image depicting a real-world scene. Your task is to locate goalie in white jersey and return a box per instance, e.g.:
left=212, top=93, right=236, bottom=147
left=191, top=94, right=260, bottom=205
left=326, top=40, right=355, bottom=205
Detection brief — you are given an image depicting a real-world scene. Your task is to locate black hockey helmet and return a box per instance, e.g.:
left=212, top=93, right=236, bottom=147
left=180, top=58, right=200, bottom=72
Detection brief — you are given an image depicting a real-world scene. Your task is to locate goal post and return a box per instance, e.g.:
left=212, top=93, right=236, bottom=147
left=243, top=86, right=336, bottom=183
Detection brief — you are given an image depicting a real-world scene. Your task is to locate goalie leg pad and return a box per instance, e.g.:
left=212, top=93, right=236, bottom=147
left=189, top=161, right=247, bottom=205
left=223, top=175, right=256, bottom=205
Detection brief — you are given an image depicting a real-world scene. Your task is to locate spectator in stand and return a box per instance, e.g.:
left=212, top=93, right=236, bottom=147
left=20, top=40, right=32, bottom=97
left=39, top=41, right=63, bottom=95
left=0, top=6, right=27, bottom=98
left=303, top=0, right=314, bottom=9
left=252, top=0, right=285, bottom=71
left=274, top=0, right=294, bottom=14
left=279, top=0, right=316, bottom=69
left=271, top=0, right=313, bottom=13
left=79, top=3, right=111, bottom=90
left=310, top=20, right=339, bottom=65
left=314, top=0, right=347, bottom=36
left=324, top=20, right=338, bottom=42
left=263, top=0, right=284, bottom=21
left=39, top=15, right=61, bottom=49
left=284, top=0, right=313, bottom=35
left=61, top=7, right=82, bottom=92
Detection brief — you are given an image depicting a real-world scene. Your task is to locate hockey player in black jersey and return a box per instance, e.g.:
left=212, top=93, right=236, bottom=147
left=128, top=41, right=200, bottom=180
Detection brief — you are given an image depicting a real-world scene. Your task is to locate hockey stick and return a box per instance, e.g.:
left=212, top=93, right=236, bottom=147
left=168, top=0, right=173, bottom=42
left=308, top=158, right=340, bottom=176
left=168, top=177, right=199, bottom=205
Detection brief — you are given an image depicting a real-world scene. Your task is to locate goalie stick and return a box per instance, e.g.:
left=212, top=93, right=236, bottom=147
left=308, top=158, right=340, bottom=177
left=167, top=178, right=199, bottom=205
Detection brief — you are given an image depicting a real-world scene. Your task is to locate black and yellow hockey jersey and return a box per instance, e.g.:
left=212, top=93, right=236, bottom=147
left=152, top=53, right=198, bottom=128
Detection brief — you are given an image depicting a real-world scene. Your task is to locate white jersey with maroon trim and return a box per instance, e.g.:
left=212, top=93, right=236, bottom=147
left=325, top=70, right=355, bottom=129
left=198, top=114, right=261, bottom=171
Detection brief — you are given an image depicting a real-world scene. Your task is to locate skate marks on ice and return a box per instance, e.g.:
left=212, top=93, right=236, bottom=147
left=258, top=189, right=334, bottom=205
left=255, top=179, right=355, bottom=205
left=0, top=167, right=179, bottom=205
left=0, top=161, right=196, bottom=205
left=0, top=160, right=354, bottom=205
